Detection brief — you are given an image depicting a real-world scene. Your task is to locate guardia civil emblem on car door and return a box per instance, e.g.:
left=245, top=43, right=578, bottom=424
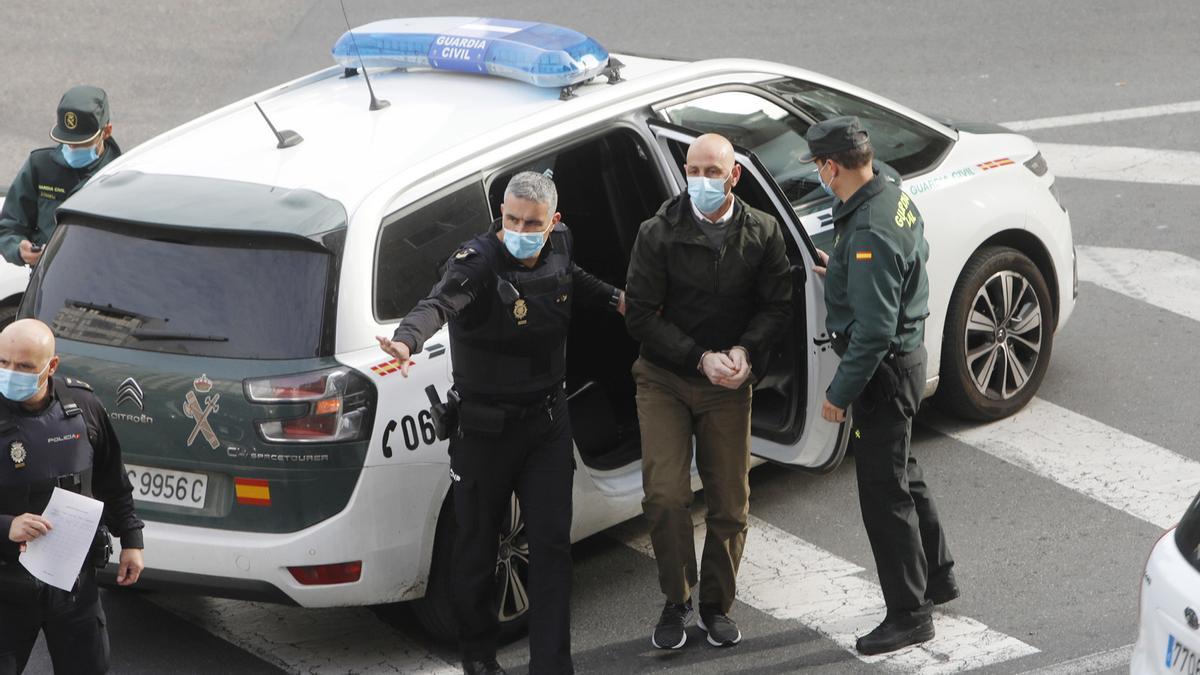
left=184, top=374, right=221, bottom=449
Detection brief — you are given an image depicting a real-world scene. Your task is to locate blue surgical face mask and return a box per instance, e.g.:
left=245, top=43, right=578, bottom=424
left=0, top=362, right=50, bottom=402
left=503, top=228, right=546, bottom=259
left=817, top=161, right=837, bottom=198
left=61, top=143, right=100, bottom=169
left=687, top=175, right=730, bottom=215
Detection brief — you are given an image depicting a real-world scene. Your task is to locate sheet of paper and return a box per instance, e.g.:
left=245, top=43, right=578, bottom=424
left=19, top=487, right=104, bottom=591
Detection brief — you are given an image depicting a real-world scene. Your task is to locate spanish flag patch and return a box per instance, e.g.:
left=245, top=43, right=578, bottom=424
left=855, top=251, right=873, bottom=261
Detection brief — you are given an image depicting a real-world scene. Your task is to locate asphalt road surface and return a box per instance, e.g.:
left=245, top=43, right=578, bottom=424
left=3, top=2, right=1200, bottom=673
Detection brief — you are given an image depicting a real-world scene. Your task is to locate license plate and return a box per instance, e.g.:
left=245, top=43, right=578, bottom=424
left=1168, top=635, right=1200, bottom=675
left=126, top=464, right=208, bottom=510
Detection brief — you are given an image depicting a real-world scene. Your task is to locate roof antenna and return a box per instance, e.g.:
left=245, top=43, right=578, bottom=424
left=339, top=0, right=390, bottom=111
left=253, top=102, right=303, bottom=149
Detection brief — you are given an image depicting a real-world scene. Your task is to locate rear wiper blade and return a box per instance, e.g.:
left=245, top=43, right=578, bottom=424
left=130, top=330, right=228, bottom=342
left=65, top=299, right=151, bottom=320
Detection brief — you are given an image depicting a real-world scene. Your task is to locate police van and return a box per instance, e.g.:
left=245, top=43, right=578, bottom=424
left=20, top=18, right=1075, bottom=640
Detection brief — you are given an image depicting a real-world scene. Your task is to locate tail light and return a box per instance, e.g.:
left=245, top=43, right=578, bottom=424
left=245, top=366, right=376, bottom=443
left=288, top=561, right=362, bottom=585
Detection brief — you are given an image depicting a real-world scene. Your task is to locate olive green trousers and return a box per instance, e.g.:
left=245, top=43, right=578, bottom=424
left=633, top=357, right=752, bottom=614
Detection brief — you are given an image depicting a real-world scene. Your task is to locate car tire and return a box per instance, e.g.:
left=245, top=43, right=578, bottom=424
left=937, top=246, right=1054, bottom=421
left=410, top=493, right=531, bottom=645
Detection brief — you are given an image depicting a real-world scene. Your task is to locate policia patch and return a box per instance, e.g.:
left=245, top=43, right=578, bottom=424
left=10, top=441, right=27, bottom=469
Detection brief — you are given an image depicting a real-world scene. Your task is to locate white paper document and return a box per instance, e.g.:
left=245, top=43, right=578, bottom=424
left=19, top=487, right=104, bottom=591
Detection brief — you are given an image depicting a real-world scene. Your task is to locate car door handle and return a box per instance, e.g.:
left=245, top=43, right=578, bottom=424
left=426, top=343, right=445, bottom=358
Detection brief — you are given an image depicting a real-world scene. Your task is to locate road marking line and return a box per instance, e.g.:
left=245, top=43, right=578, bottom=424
left=1037, top=143, right=1200, bottom=186
left=925, top=398, right=1200, bottom=530
left=613, top=514, right=1038, bottom=673
left=1014, top=644, right=1134, bottom=675
left=1003, top=100, right=1200, bottom=131
left=148, top=594, right=460, bottom=675
left=1076, top=245, right=1200, bottom=324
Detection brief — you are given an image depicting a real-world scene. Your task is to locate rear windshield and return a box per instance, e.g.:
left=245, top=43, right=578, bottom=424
left=23, top=222, right=333, bottom=359
left=1177, top=490, right=1200, bottom=574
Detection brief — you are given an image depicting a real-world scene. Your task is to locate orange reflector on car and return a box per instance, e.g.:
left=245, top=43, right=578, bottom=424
left=314, top=398, right=341, bottom=415
left=287, top=561, right=362, bottom=585
left=234, top=478, right=271, bottom=506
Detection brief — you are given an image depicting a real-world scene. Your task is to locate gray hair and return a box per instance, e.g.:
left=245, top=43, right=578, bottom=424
left=504, top=171, right=558, bottom=216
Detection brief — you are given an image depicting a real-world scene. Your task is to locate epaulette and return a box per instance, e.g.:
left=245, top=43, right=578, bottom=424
left=451, top=246, right=479, bottom=261
left=63, top=377, right=93, bottom=392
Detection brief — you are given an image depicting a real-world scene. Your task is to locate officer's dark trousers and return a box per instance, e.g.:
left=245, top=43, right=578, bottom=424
left=0, top=566, right=109, bottom=674
left=450, top=391, right=574, bottom=674
left=850, top=346, right=954, bottom=624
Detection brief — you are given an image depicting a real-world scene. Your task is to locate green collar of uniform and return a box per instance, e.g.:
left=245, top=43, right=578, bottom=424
left=832, top=174, right=888, bottom=224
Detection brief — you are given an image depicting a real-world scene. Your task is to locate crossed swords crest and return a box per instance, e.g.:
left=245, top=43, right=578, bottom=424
left=184, top=390, right=221, bottom=449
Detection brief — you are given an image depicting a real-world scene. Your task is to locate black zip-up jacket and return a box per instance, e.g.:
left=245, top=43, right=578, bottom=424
left=625, top=194, right=792, bottom=377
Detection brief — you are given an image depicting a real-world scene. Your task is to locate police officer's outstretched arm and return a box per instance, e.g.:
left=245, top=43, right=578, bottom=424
left=82, top=392, right=146, bottom=585
left=734, top=216, right=792, bottom=374
left=0, top=158, right=39, bottom=265
left=377, top=248, right=493, bottom=376
left=825, top=229, right=904, bottom=410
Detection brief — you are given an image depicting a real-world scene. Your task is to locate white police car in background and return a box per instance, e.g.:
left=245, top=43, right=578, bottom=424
left=21, top=17, right=1075, bottom=641
left=0, top=194, right=33, bottom=326
left=1133, top=490, right=1200, bottom=674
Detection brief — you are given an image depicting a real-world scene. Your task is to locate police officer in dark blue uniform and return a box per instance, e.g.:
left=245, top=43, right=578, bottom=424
left=0, top=319, right=144, bottom=674
left=376, top=172, right=623, bottom=675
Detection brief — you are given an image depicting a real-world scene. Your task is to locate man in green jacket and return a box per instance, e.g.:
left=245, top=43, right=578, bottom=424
left=0, top=86, right=122, bottom=267
left=625, top=133, right=791, bottom=650
left=808, top=116, right=956, bottom=655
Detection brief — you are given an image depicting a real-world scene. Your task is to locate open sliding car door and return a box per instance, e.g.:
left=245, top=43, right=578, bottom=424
left=646, top=120, right=848, bottom=472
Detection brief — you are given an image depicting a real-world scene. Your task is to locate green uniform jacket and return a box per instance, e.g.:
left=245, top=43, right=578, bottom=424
left=625, top=193, right=792, bottom=377
left=0, top=139, right=122, bottom=265
left=824, top=174, right=930, bottom=409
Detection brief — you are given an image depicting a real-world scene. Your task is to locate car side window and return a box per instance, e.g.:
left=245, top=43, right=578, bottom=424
left=660, top=91, right=820, bottom=207
left=374, top=179, right=492, bottom=321
left=759, top=77, right=952, bottom=178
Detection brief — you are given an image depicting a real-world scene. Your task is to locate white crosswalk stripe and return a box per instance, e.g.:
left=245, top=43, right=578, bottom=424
left=613, top=513, right=1039, bottom=673
left=1077, top=245, right=1200, bottom=323
left=1038, top=143, right=1200, bottom=186
left=925, top=398, right=1200, bottom=530
left=149, top=595, right=460, bottom=674
left=1003, top=99, right=1200, bottom=131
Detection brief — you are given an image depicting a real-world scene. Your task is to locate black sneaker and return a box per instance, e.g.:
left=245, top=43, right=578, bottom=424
left=651, top=599, right=694, bottom=649
left=697, top=606, right=742, bottom=647
left=462, top=658, right=506, bottom=675
left=855, top=616, right=935, bottom=655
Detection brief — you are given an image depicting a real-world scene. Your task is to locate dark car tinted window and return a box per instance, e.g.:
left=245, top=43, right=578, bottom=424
left=760, top=77, right=952, bottom=178
left=25, top=223, right=332, bottom=359
left=375, top=179, right=492, bottom=321
left=1177, top=490, right=1200, bottom=573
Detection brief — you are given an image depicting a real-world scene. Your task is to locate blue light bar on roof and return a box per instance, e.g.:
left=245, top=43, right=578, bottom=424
left=331, top=17, right=611, bottom=89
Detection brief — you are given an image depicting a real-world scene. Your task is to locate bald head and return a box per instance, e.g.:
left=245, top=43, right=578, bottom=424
left=686, top=133, right=736, bottom=175
left=0, top=319, right=56, bottom=363
left=0, top=320, right=59, bottom=405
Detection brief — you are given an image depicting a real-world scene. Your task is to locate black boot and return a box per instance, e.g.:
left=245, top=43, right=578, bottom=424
left=855, top=615, right=935, bottom=655
left=462, top=658, right=507, bottom=675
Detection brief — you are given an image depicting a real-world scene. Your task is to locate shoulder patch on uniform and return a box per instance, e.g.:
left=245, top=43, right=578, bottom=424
left=453, top=247, right=478, bottom=261
left=63, top=377, right=93, bottom=391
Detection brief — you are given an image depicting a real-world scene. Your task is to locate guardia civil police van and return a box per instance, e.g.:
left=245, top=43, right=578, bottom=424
left=20, top=18, right=1076, bottom=639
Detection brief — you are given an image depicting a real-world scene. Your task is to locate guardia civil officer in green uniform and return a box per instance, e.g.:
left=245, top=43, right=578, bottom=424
left=0, top=86, right=122, bottom=267
left=805, top=117, right=957, bottom=655
left=377, top=172, right=624, bottom=675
